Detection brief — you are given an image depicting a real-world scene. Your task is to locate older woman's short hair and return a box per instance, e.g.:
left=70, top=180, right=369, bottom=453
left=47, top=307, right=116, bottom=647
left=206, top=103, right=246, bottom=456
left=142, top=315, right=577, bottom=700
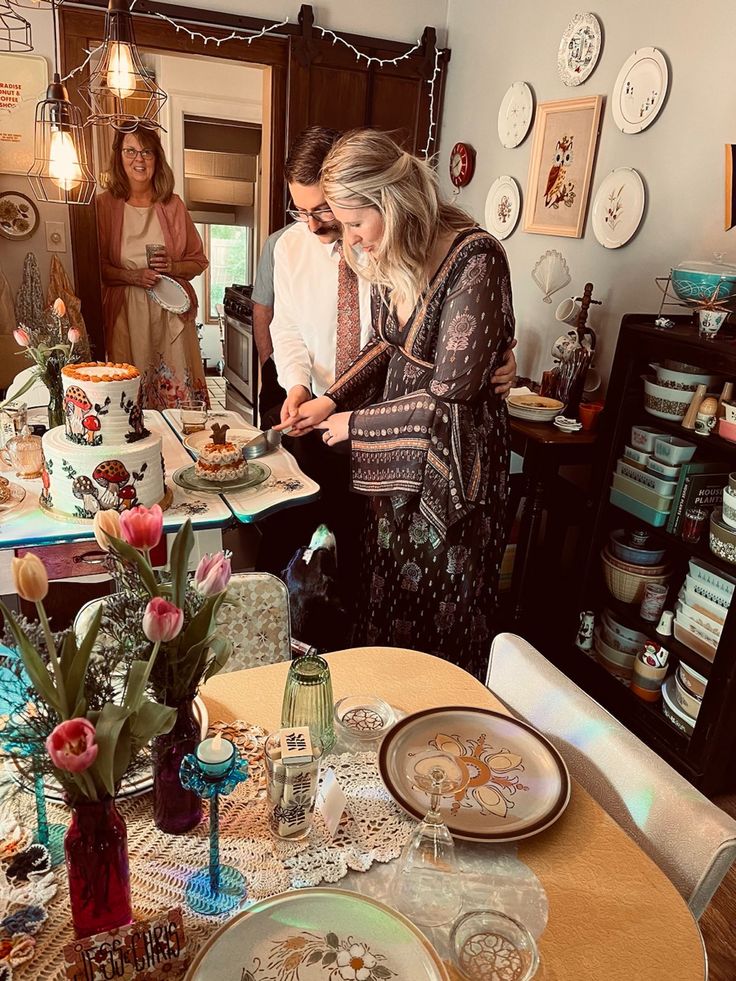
left=106, top=126, right=175, bottom=202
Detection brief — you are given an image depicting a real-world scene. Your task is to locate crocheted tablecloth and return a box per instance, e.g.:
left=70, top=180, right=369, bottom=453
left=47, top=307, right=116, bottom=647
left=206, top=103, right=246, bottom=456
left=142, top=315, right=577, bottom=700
left=4, top=721, right=549, bottom=979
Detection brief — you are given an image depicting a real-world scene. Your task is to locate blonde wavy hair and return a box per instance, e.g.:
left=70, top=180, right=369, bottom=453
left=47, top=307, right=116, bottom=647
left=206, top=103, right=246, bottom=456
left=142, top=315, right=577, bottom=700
left=320, top=129, right=475, bottom=308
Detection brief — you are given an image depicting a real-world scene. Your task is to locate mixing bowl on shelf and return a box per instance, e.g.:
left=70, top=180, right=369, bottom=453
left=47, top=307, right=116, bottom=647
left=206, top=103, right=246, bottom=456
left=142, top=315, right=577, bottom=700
left=670, top=260, right=736, bottom=305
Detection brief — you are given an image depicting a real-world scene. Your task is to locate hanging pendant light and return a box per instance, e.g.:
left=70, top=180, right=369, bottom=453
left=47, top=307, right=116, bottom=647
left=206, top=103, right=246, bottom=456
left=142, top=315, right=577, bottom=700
left=0, top=1, right=32, bottom=51
left=80, top=0, right=166, bottom=132
left=27, top=0, right=95, bottom=205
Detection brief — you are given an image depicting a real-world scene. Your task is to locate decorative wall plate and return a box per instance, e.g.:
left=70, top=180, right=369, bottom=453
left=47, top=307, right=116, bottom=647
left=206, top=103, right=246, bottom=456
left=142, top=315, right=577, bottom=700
left=173, top=460, right=270, bottom=493
left=379, top=706, right=571, bottom=843
left=612, top=47, right=669, bottom=134
left=146, top=275, right=191, bottom=314
left=591, top=167, right=646, bottom=248
left=497, top=81, right=534, bottom=148
left=187, top=889, right=450, bottom=980
left=485, top=176, right=521, bottom=240
left=557, top=12, right=602, bottom=86
left=0, top=191, right=39, bottom=241
left=449, top=141, right=475, bottom=187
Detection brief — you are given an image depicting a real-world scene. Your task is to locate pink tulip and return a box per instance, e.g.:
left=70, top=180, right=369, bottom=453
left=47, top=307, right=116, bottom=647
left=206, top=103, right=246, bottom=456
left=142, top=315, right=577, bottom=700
left=46, top=718, right=98, bottom=773
left=142, top=597, right=184, bottom=643
left=53, top=298, right=66, bottom=318
left=119, top=503, right=163, bottom=551
left=67, top=327, right=81, bottom=345
left=13, top=328, right=29, bottom=348
left=193, top=551, right=232, bottom=596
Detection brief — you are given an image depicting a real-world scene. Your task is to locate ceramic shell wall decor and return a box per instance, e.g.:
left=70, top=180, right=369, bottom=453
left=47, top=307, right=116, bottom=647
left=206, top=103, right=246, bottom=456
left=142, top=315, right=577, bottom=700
left=532, top=249, right=571, bottom=303
left=557, top=12, right=603, bottom=86
left=485, top=176, right=521, bottom=240
left=611, top=47, right=669, bottom=134
left=497, top=81, right=534, bottom=148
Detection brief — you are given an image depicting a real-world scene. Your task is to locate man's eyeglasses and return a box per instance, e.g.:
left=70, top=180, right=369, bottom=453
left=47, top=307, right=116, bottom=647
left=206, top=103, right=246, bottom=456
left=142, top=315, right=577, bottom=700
left=122, top=147, right=155, bottom=161
left=286, top=206, right=335, bottom=223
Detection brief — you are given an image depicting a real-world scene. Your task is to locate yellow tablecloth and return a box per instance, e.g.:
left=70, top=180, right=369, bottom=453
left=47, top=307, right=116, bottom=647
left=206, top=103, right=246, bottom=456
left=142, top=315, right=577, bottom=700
left=202, top=647, right=706, bottom=981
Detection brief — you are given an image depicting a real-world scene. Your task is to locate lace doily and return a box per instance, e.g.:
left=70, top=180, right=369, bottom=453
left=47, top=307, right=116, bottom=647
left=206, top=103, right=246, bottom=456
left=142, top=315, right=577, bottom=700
left=2, top=723, right=418, bottom=980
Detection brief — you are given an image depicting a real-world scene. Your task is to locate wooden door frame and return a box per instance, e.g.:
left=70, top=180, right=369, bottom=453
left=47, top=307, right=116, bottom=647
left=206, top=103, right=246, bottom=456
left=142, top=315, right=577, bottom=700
left=60, top=2, right=448, bottom=355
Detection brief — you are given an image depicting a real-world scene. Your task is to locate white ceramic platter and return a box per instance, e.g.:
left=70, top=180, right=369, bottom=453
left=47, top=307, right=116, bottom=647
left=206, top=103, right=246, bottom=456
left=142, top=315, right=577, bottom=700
left=379, top=706, right=571, bottom=843
left=147, top=274, right=191, bottom=314
left=497, top=81, right=534, bottom=148
left=186, top=889, right=449, bottom=980
left=557, top=11, right=602, bottom=86
left=485, top=176, right=521, bottom=240
left=591, top=168, right=646, bottom=248
left=612, top=47, right=669, bottom=134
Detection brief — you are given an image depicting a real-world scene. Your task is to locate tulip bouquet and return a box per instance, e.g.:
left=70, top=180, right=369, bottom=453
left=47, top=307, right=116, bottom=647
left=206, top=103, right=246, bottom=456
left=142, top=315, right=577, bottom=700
left=0, top=553, right=176, bottom=804
left=93, top=504, right=232, bottom=705
left=7, top=298, right=83, bottom=428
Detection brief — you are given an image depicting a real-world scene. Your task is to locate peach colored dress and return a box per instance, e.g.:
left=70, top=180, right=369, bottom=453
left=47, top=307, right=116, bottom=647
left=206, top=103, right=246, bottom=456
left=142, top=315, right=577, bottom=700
left=110, top=204, right=207, bottom=409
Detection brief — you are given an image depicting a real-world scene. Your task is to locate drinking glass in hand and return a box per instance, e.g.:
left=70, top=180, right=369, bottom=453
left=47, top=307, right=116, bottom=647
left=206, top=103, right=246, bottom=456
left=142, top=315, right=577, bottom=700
left=146, top=244, right=166, bottom=269
left=393, top=750, right=469, bottom=927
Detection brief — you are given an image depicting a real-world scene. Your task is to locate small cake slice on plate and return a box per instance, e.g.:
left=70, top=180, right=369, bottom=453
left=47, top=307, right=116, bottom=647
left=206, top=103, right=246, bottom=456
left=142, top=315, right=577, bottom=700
left=194, top=423, right=249, bottom=483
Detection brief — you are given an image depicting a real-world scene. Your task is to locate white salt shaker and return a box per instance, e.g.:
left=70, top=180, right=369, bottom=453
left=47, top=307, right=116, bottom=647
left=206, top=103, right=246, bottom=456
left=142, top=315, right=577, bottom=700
left=656, top=610, right=674, bottom=637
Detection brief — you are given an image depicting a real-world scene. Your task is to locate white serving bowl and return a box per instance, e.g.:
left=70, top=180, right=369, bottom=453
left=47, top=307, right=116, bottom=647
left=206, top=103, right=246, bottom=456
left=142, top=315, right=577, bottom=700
left=642, top=376, right=694, bottom=421
left=662, top=676, right=695, bottom=736
left=507, top=395, right=565, bottom=422
left=651, top=363, right=720, bottom=391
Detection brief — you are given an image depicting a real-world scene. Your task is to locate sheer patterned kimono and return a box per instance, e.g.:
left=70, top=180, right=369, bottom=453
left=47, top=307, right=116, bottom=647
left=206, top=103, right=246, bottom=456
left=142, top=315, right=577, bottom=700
left=326, top=229, right=515, bottom=678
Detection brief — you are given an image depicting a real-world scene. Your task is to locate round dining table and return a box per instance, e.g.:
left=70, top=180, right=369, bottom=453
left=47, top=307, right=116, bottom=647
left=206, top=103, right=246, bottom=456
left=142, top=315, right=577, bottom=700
left=202, top=647, right=707, bottom=981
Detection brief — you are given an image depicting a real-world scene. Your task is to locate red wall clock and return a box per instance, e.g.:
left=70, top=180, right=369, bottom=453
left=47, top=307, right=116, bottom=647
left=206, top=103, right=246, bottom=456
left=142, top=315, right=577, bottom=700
left=449, top=142, right=476, bottom=187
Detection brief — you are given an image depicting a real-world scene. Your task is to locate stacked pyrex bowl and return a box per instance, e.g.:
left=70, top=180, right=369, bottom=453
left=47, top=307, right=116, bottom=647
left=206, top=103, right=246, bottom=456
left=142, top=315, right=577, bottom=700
left=642, top=361, right=719, bottom=422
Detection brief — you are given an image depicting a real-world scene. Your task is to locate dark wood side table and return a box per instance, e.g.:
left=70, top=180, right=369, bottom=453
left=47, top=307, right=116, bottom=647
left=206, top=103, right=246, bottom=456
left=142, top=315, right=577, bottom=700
left=507, top=417, right=598, bottom=627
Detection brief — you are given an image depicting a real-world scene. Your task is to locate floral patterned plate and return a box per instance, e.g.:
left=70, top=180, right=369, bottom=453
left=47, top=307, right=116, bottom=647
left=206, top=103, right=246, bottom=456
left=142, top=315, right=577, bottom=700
left=485, top=176, right=521, bottom=241
left=185, top=888, right=449, bottom=980
left=591, top=168, right=646, bottom=249
left=172, top=461, right=270, bottom=493
left=379, top=707, right=571, bottom=842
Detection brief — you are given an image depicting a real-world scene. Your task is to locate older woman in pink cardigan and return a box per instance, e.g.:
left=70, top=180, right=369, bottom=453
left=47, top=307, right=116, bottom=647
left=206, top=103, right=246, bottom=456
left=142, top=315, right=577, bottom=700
left=97, top=126, right=209, bottom=409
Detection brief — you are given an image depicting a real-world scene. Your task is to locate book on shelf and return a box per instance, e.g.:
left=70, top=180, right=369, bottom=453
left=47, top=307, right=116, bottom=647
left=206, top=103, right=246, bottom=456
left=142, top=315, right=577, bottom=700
left=666, top=462, right=732, bottom=536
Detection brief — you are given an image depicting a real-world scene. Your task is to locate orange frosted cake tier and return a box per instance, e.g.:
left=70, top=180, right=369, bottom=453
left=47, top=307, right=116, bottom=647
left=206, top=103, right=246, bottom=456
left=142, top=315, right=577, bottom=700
left=61, top=362, right=146, bottom=446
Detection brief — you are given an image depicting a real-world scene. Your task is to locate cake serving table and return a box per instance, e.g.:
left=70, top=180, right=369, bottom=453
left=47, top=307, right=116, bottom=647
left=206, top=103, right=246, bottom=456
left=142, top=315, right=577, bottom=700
left=0, top=411, right=232, bottom=593
left=163, top=409, right=320, bottom=523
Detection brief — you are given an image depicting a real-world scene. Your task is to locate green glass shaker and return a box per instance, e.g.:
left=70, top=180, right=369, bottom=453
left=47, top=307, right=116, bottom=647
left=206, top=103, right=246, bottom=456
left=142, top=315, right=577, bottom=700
left=281, top=654, right=336, bottom=754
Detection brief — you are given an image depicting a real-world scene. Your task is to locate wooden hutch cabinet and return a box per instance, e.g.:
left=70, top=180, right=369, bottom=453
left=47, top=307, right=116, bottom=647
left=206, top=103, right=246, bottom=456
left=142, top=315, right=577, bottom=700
left=549, top=314, right=736, bottom=795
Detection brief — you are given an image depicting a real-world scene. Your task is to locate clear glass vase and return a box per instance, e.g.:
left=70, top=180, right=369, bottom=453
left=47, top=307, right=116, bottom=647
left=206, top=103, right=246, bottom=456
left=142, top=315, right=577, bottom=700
left=281, top=654, right=335, bottom=753
left=65, top=797, right=132, bottom=938
left=152, top=699, right=203, bottom=834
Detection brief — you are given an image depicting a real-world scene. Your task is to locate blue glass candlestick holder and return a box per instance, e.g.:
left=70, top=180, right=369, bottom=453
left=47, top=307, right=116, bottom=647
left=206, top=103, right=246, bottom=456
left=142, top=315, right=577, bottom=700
left=33, top=769, right=65, bottom=867
left=179, top=744, right=248, bottom=916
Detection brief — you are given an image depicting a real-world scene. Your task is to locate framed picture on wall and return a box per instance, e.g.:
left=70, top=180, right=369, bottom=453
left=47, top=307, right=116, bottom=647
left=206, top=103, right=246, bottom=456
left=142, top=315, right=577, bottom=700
left=725, top=145, right=736, bottom=230
left=0, top=53, right=48, bottom=176
left=523, top=95, right=603, bottom=238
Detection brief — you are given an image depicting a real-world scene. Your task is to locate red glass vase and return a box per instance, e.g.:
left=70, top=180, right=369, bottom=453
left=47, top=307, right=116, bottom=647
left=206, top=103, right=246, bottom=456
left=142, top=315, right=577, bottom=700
left=152, top=699, right=203, bottom=834
left=65, top=797, right=132, bottom=938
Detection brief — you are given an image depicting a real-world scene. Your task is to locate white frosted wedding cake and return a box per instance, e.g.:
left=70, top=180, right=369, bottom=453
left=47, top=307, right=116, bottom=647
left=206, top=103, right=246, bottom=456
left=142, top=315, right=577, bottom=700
left=40, top=362, right=166, bottom=519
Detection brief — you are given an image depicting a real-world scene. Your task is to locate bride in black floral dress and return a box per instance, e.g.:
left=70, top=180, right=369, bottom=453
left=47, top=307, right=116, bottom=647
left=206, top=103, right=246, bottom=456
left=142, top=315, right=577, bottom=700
left=291, top=130, right=515, bottom=678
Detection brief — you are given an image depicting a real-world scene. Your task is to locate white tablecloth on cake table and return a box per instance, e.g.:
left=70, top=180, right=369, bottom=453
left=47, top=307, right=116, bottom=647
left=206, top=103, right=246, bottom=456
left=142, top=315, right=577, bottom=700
left=163, top=409, right=320, bottom=523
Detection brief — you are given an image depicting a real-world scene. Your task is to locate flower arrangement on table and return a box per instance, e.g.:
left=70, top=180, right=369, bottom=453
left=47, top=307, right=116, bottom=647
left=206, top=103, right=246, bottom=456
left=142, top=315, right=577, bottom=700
left=8, top=298, right=84, bottom=427
left=93, top=504, right=233, bottom=834
left=0, top=549, right=179, bottom=936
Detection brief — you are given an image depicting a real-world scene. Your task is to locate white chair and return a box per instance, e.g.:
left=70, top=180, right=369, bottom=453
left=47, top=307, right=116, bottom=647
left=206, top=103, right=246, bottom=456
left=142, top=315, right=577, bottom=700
left=487, top=632, right=736, bottom=920
left=216, top=572, right=291, bottom=671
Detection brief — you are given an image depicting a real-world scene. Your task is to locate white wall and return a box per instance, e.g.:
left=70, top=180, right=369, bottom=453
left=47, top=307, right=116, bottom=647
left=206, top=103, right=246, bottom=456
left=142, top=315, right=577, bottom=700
left=439, top=0, right=736, bottom=389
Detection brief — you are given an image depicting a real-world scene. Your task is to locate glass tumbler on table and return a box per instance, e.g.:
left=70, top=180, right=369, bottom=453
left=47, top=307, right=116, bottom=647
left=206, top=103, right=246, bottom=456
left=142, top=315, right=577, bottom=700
left=393, top=750, right=469, bottom=927
left=180, top=400, right=207, bottom=434
left=281, top=654, right=336, bottom=754
left=450, top=909, right=539, bottom=981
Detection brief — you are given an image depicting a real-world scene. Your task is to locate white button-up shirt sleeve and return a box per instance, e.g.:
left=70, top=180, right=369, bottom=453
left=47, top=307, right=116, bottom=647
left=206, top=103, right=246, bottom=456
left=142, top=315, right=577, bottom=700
left=270, top=232, right=313, bottom=394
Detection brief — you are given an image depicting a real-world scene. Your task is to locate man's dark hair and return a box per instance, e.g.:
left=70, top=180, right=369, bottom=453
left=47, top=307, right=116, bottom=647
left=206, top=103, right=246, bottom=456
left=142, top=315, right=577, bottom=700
left=284, top=125, right=341, bottom=186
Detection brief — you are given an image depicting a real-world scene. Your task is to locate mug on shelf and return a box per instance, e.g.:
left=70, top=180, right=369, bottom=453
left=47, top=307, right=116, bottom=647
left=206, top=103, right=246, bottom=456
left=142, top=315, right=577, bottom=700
left=555, top=296, right=581, bottom=325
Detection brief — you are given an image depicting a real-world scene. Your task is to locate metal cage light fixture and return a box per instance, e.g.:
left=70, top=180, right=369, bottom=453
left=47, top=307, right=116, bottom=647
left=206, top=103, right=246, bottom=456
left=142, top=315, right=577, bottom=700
left=80, top=0, right=166, bottom=132
left=27, top=0, right=96, bottom=205
left=0, top=1, right=32, bottom=51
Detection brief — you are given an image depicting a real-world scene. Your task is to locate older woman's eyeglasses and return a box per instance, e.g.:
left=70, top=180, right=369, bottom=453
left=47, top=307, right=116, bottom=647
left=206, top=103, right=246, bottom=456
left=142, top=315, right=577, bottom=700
left=122, top=147, right=155, bottom=160
left=286, top=205, right=335, bottom=223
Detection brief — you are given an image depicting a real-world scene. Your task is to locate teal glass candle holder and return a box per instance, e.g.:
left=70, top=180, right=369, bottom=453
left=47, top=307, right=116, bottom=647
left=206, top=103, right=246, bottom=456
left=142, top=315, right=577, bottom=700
left=281, top=654, right=335, bottom=754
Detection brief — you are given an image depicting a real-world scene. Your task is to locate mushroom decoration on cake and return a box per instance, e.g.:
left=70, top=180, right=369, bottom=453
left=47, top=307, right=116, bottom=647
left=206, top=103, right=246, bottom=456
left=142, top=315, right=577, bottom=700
left=64, top=386, right=92, bottom=438
left=92, top=459, right=130, bottom=508
left=71, top=475, right=100, bottom=515
left=82, top=415, right=101, bottom=445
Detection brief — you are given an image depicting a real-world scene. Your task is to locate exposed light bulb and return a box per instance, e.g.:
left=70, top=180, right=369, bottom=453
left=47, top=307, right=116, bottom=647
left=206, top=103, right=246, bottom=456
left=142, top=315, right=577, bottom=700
left=106, top=42, right=136, bottom=99
left=49, top=129, right=82, bottom=191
